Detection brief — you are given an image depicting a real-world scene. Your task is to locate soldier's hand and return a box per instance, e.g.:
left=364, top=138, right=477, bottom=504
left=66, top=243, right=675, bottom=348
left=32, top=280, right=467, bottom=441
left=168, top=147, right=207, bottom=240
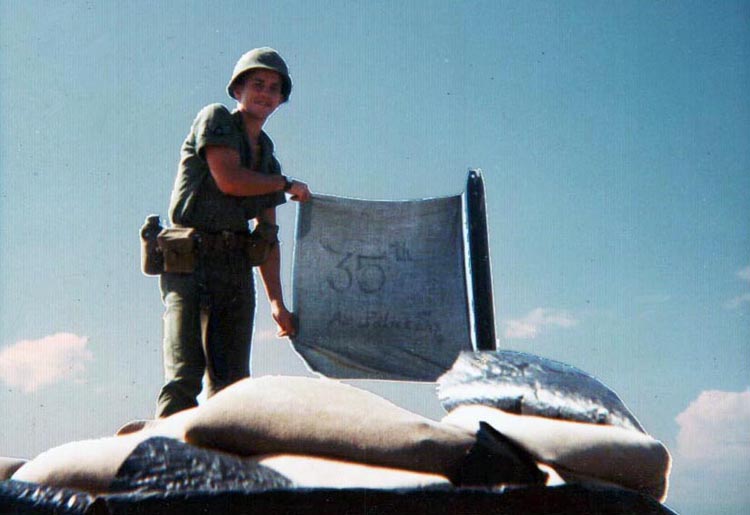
left=288, top=180, right=311, bottom=202
left=272, top=304, right=297, bottom=338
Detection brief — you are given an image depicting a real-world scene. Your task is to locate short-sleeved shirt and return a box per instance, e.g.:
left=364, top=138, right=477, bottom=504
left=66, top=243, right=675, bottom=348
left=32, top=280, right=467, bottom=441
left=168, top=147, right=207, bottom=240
left=168, top=103, right=286, bottom=232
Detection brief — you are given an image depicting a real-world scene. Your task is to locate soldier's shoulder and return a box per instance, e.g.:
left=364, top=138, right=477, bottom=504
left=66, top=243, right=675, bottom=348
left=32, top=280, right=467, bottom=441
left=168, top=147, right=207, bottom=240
left=196, top=103, right=232, bottom=119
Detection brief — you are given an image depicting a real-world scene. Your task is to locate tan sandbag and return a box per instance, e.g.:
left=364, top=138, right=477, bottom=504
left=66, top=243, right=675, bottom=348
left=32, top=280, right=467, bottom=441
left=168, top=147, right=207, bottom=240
left=257, top=454, right=452, bottom=489
left=442, top=405, right=671, bottom=501
left=11, top=433, right=146, bottom=493
left=116, top=419, right=150, bottom=435
left=1, top=457, right=27, bottom=480
left=115, top=407, right=196, bottom=439
left=184, top=376, right=476, bottom=478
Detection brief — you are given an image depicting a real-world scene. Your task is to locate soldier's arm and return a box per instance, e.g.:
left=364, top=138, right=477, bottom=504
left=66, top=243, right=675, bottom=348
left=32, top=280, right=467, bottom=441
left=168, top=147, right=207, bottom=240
left=256, top=208, right=297, bottom=337
left=205, top=145, right=310, bottom=200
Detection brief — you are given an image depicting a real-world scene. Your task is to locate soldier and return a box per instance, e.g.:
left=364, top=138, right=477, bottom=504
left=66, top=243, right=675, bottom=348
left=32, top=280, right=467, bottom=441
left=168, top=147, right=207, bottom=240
left=156, top=47, right=310, bottom=417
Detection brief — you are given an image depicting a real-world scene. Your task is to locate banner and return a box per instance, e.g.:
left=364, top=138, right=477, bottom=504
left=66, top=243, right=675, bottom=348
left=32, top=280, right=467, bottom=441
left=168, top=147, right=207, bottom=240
left=290, top=194, right=473, bottom=381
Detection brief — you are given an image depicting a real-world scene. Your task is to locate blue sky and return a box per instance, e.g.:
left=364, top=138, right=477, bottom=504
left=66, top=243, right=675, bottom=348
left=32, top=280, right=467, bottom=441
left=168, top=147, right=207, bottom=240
left=1, top=1, right=748, bottom=513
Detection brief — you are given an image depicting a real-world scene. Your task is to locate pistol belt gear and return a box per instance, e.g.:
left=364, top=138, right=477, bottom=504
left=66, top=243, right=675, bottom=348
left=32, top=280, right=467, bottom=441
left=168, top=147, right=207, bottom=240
left=247, top=221, right=279, bottom=265
left=156, top=223, right=279, bottom=273
left=157, top=227, right=198, bottom=274
left=140, top=215, right=164, bottom=276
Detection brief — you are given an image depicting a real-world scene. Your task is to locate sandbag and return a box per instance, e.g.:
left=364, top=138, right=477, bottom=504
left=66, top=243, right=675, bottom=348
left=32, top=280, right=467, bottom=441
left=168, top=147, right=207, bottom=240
left=109, top=437, right=292, bottom=494
left=0, top=456, right=27, bottom=480
left=9, top=409, right=197, bottom=493
left=438, top=351, right=645, bottom=432
left=443, top=405, right=671, bottom=502
left=115, top=420, right=149, bottom=435
left=115, top=407, right=196, bottom=438
left=11, top=434, right=147, bottom=493
left=116, top=438, right=450, bottom=492
left=257, top=454, right=452, bottom=489
left=183, top=376, right=475, bottom=479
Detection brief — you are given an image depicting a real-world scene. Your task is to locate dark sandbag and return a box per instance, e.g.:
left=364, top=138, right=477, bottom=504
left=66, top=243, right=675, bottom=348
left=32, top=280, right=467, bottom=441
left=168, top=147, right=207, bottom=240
left=438, top=351, right=644, bottom=432
left=0, top=479, right=106, bottom=514
left=101, top=484, right=678, bottom=515
left=109, top=437, right=292, bottom=494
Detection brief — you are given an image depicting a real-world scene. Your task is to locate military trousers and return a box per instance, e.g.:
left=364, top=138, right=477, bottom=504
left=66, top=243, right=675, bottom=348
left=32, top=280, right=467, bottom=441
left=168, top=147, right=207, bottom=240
left=156, top=248, right=256, bottom=418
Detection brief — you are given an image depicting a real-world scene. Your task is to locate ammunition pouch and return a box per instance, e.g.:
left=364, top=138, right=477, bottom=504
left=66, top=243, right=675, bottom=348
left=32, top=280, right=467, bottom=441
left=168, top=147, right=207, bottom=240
left=246, top=222, right=279, bottom=266
left=156, top=223, right=279, bottom=273
left=157, top=227, right=198, bottom=274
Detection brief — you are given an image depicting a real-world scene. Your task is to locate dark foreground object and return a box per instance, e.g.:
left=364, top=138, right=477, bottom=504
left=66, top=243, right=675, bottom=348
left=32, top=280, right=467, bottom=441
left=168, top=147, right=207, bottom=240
left=0, top=479, right=106, bottom=515
left=0, top=480, right=678, bottom=515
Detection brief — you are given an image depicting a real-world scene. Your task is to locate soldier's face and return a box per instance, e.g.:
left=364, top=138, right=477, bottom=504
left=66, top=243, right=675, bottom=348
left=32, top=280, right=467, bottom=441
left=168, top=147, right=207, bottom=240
left=235, top=69, right=284, bottom=122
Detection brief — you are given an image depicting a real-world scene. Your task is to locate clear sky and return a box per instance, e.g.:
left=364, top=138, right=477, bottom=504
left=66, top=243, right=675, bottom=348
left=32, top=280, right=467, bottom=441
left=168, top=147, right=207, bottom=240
left=1, top=1, right=748, bottom=513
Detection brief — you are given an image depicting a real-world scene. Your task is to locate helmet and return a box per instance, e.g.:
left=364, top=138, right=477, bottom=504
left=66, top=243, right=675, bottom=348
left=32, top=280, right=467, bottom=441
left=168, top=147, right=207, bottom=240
left=227, top=47, right=292, bottom=102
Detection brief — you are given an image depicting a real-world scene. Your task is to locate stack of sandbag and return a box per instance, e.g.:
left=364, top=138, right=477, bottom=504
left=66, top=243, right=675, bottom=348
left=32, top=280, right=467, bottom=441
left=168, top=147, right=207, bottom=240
left=11, top=375, right=546, bottom=494
left=437, top=351, right=672, bottom=502
left=10, top=408, right=196, bottom=493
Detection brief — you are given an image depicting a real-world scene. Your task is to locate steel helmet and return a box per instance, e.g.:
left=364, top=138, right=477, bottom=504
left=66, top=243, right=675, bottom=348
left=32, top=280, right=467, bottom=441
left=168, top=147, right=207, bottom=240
left=227, top=47, right=292, bottom=102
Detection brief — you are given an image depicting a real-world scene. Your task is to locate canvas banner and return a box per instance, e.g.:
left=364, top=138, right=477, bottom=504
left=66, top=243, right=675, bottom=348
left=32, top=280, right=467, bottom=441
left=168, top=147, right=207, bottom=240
left=291, top=194, right=472, bottom=381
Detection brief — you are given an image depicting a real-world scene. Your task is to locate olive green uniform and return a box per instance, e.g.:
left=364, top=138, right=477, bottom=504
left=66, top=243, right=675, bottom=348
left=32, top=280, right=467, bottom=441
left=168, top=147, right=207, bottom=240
left=157, top=103, right=285, bottom=417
